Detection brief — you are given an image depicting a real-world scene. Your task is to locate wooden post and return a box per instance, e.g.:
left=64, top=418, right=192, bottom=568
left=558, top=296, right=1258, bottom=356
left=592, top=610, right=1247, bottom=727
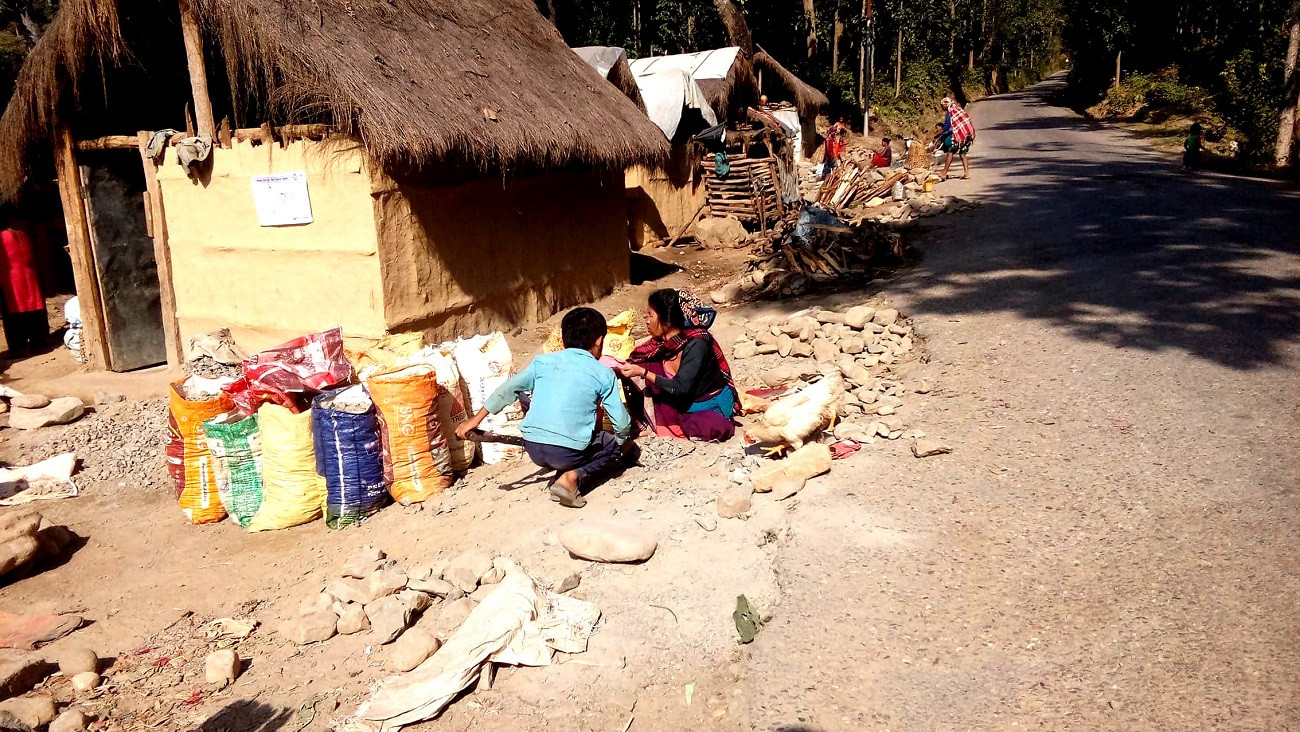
left=894, top=28, right=903, bottom=98
left=180, top=0, right=215, bottom=138
left=1114, top=50, right=1122, bottom=89
left=138, top=131, right=184, bottom=367
left=51, top=124, right=110, bottom=370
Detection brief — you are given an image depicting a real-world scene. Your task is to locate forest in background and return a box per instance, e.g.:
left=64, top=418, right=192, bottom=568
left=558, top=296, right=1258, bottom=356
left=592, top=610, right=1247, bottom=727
left=0, top=0, right=1296, bottom=165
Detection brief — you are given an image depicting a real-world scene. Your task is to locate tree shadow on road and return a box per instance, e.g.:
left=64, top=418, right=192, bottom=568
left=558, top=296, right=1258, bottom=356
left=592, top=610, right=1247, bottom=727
left=894, top=81, right=1300, bottom=370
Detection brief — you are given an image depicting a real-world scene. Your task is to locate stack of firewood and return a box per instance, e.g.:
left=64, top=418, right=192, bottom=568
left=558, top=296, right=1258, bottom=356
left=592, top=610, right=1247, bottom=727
left=817, top=161, right=908, bottom=210
left=702, top=156, right=784, bottom=224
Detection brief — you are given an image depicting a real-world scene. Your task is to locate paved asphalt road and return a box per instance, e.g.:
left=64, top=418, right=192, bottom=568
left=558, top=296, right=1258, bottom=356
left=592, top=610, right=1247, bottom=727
left=742, top=75, right=1300, bottom=730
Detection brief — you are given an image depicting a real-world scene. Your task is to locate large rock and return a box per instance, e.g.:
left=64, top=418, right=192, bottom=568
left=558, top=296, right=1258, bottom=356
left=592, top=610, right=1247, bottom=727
left=0, top=651, right=53, bottom=699
left=49, top=709, right=90, bottom=732
left=694, top=215, right=747, bottom=249
left=278, top=610, right=337, bottom=646
left=789, top=341, right=813, bottom=358
left=872, top=308, right=899, bottom=326
left=558, top=518, right=658, bottom=563
left=750, top=444, right=833, bottom=500
left=0, top=696, right=56, bottom=729
left=335, top=603, right=370, bottom=635
left=387, top=628, right=441, bottom=672
left=341, top=546, right=386, bottom=579
left=843, top=306, right=876, bottom=330
left=326, top=567, right=406, bottom=606
left=442, top=549, right=494, bottom=593
left=366, top=590, right=432, bottom=645
left=9, top=395, right=49, bottom=410
left=9, top=398, right=85, bottom=430
left=428, top=598, right=478, bottom=641
left=812, top=340, right=839, bottom=363
left=54, top=647, right=97, bottom=677
left=205, top=649, right=240, bottom=686
left=912, top=438, right=952, bottom=458
left=776, top=335, right=793, bottom=358
left=716, top=485, right=753, bottom=519
left=839, top=337, right=865, bottom=355
left=408, top=577, right=453, bottom=596
left=709, top=280, right=743, bottom=305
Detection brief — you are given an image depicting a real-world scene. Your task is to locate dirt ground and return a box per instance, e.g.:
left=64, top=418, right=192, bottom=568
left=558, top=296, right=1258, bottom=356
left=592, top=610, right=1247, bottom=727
left=1, top=74, right=1297, bottom=732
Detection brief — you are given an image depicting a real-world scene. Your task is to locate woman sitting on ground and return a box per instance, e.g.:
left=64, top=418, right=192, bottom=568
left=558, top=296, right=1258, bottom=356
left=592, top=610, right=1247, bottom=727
left=616, top=289, right=739, bottom=442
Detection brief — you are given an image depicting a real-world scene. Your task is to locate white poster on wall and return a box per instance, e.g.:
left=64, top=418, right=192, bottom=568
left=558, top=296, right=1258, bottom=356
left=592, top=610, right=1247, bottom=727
left=250, top=171, right=313, bottom=226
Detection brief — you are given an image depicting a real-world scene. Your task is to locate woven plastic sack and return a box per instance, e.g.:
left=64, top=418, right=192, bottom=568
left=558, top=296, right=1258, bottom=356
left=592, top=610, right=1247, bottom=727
left=452, top=333, right=524, bottom=464
left=167, top=380, right=233, bottom=525
left=542, top=309, right=636, bottom=361
left=246, top=403, right=326, bottom=531
left=409, top=345, right=475, bottom=472
left=203, top=412, right=263, bottom=527
left=368, top=365, right=455, bottom=503
left=223, top=327, right=352, bottom=413
left=313, top=386, right=388, bottom=528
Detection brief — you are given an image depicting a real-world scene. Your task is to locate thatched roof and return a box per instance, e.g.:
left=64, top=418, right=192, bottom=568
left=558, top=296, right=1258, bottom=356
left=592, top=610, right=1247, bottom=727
left=753, top=47, right=829, bottom=121
left=573, top=47, right=645, bottom=112
left=0, top=0, right=668, bottom=195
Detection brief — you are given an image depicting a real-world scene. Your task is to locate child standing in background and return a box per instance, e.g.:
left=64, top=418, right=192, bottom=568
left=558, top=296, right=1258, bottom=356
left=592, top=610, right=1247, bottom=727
left=1182, top=122, right=1203, bottom=173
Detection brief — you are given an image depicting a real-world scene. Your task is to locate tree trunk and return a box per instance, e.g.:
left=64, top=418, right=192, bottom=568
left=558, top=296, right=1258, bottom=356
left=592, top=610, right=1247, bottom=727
left=804, top=0, right=819, bottom=61
left=1114, top=49, right=1122, bottom=88
left=894, top=28, right=903, bottom=98
left=969, top=48, right=975, bottom=70
left=833, top=1, right=844, bottom=70
left=948, top=0, right=955, bottom=58
left=858, top=0, right=869, bottom=105
left=712, top=0, right=754, bottom=56
left=1275, top=0, right=1300, bottom=166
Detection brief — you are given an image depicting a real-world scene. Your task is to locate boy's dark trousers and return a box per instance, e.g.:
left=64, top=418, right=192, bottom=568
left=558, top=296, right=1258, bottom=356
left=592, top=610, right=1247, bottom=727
left=522, top=433, right=623, bottom=491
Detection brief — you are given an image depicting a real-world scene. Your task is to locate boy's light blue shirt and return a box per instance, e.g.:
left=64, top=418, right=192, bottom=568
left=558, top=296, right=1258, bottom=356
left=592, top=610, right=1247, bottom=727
left=484, top=348, right=631, bottom=450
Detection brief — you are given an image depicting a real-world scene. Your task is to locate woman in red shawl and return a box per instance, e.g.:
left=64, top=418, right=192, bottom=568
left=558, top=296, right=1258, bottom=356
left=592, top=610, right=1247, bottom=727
left=616, top=288, right=739, bottom=442
left=0, top=216, right=46, bottom=357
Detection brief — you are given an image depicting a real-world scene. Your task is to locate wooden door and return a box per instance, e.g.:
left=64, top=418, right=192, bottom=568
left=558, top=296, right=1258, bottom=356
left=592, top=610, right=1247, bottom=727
left=78, top=151, right=167, bottom=371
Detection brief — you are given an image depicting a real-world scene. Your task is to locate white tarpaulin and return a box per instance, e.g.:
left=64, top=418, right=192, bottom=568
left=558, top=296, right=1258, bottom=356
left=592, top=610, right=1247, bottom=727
left=628, top=46, right=741, bottom=82
left=572, top=46, right=626, bottom=80
left=771, top=108, right=803, bottom=162
left=635, top=69, right=719, bottom=139
left=357, top=560, right=600, bottom=729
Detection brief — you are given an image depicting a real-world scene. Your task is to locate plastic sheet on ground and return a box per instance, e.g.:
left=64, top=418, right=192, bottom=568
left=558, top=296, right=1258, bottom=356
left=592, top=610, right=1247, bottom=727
left=0, top=452, right=77, bottom=505
left=357, top=561, right=600, bottom=729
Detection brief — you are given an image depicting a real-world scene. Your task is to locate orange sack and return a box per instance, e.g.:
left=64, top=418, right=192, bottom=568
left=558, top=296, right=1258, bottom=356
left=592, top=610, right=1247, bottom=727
left=367, top=365, right=454, bottom=504
left=167, top=380, right=234, bottom=524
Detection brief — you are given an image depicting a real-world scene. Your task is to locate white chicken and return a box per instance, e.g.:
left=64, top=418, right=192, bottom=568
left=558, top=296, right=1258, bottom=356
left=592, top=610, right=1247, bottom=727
left=745, top=367, right=846, bottom=451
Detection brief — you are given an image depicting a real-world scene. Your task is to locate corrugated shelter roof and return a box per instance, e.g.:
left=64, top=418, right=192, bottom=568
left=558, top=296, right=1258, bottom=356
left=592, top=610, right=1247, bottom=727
left=0, top=0, right=669, bottom=196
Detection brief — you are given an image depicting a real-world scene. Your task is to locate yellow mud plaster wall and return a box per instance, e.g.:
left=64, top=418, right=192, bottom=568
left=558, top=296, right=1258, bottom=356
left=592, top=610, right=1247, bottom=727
left=157, top=138, right=384, bottom=352
left=374, top=169, right=629, bottom=341
left=625, top=143, right=704, bottom=249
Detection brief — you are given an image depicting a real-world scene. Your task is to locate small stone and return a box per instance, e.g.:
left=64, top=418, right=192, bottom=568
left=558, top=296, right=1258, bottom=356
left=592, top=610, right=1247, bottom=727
left=341, top=546, right=386, bottom=578
left=10, top=394, right=50, bottom=409
left=324, top=578, right=370, bottom=606
left=813, top=311, right=846, bottom=325
left=56, top=648, right=98, bottom=677
left=733, top=343, right=758, bottom=360
left=797, top=323, right=816, bottom=343
left=844, top=365, right=872, bottom=388
left=558, top=518, right=657, bottom=563
left=880, top=416, right=905, bottom=433
left=839, top=337, right=865, bottom=355
left=844, top=306, right=876, bottom=329
left=912, top=439, right=952, bottom=458
left=480, top=566, right=505, bottom=585
left=778, top=321, right=803, bottom=337
left=70, top=672, right=100, bottom=691
left=754, top=343, right=779, bottom=355
left=716, top=484, right=752, bottom=519
left=789, top=341, right=813, bottom=358
left=855, top=387, right=878, bottom=404
left=204, top=650, right=240, bottom=686
left=872, top=308, right=899, bottom=326
left=833, top=422, right=872, bottom=442
left=876, top=404, right=896, bottom=416
left=859, top=354, right=881, bottom=367
left=49, top=709, right=90, bottom=732
left=335, top=603, right=370, bottom=635
left=887, top=324, right=909, bottom=335
left=367, top=591, right=432, bottom=644
left=408, top=577, right=453, bottom=596
left=899, top=336, right=914, bottom=352
left=776, top=335, right=793, bottom=358
left=388, top=628, right=442, bottom=672
left=913, top=380, right=931, bottom=394
left=751, top=444, right=832, bottom=497
left=812, top=340, right=838, bottom=363
left=94, top=392, right=125, bottom=405
left=754, top=331, right=778, bottom=347
left=760, top=367, right=794, bottom=388
left=555, top=574, right=581, bottom=593
left=866, top=342, right=887, bottom=355
left=709, top=282, right=742, bottom=305
left=443, top=549, right=493, bottom=593
left=407, top=565, right=433, bottom=582
left=279, top=611, right=337, bottom=645
left=694, top=515, right=717, bottom=532
left=0, top=696, right=56, bottom=729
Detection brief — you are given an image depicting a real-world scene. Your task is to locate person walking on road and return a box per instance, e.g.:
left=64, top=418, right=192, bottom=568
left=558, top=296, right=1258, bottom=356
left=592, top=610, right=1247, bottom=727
left=937, top=96, right=976, bottom=180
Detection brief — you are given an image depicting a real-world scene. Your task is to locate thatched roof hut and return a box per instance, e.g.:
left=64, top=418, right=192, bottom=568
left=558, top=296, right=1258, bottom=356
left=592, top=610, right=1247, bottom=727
left=0, top=0, right=669, bottom=196
left=753, top=47, right=831, bottom=121
left=573, top=46, right=646, bottom=113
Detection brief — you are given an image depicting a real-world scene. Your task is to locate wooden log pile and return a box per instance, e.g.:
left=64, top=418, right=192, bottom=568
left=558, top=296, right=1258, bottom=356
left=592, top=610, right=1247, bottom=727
left=817, top=160, right=908, bottom=210
left=702, top=156, right=784, bottom=225
left=710, top=206, right=906, bottom=302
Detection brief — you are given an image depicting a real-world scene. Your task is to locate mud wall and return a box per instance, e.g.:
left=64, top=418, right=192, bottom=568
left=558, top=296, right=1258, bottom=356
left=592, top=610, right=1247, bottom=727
left=625, top=143, right=704, bottom=249
left=374, top=168, right=629, bottom=341
left=156, top=137, right=385, bottom=352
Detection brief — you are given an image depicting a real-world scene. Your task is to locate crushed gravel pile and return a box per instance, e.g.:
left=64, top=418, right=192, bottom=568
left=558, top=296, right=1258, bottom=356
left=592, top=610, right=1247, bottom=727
left=3, top=399, right=170, bottom=491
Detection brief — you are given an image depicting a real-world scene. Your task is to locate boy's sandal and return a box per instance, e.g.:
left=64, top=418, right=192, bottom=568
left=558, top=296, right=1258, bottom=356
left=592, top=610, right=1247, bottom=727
left=549, top=482, right=587, bottom=508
